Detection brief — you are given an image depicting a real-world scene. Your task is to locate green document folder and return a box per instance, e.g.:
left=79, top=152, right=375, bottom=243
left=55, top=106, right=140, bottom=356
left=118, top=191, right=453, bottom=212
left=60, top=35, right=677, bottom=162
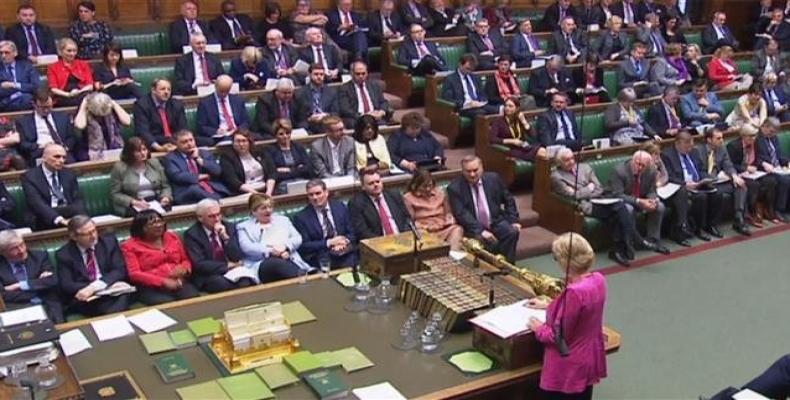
left=444, top=349, right=497, bottom=376
left=169, top=329, right=198, bottom=348
left=176, top=380, right=230, bottom=400
left=283, top=351, right=324, bottom=375
left=187, top=317, right=221, bottom=339
left=255, top=363, right=300, bottom=389
left=139, top=331, right=175, bottom=354
left=313, top=351, right=343, bottom=369
left=217, top=372, right=274, bottom=400
left=335, top=272, right=371, bottom=288
left=332, top=347, right=374, bottom=373
left=282, top=301, right=316, bottom=325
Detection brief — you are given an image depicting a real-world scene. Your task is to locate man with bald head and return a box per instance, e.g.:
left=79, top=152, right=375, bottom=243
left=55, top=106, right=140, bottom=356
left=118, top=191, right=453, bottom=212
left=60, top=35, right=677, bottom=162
left=21, top=143, right=86, bottom=230
left=168, top=0, right=215, bottom=53
left=254, top=77, right=309, bottom=137
left=173, top=33, right=225, bottom=95
left=609, top=150, right=668, bottom=249
left=196, top=74, right=252, bottom=145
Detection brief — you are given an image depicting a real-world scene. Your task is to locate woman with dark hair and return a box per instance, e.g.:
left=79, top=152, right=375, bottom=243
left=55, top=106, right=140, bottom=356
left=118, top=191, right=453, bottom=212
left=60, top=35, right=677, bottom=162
left=256, top=2, right=294, bottom=44
left=68, top=1, right=113, bottom=59
left=110, top=137, right=172, bottom=216
left=47, top=38, right=94, bottom=107
left=237, top=193, right=311, bottom=283
left=93, top=42, right=141, bottom=100
left=73, top=92, right=131, bottom=160
left=484, top=55, right=535, bottom=109
left=661, top=15, right=687, bottom=45
left=489, top=97, right=546, bottom=161
left=353, top=115, right=392, bottom=173
left=220, top=129, right=277, bottom=195
left=403, top=170, right=464, bottom=250
left=263, top=119, right=312, bottom=193
left=572, top=54, right=611, bottom=104
left=121, top=210, right=198, bottom=305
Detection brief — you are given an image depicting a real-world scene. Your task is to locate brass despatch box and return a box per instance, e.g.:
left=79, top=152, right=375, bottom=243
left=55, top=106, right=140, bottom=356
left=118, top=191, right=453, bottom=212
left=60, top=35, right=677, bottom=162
left=360, top=232, right=450, bottom=278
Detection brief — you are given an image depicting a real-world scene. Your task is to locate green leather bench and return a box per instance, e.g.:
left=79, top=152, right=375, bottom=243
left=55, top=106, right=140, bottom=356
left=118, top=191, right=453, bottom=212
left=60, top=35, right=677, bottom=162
left=114, top=32, right=170, bottom=57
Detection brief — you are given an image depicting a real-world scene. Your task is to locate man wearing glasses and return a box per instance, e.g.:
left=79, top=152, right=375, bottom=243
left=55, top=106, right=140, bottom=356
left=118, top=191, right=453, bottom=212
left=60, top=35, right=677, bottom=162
left=466, top=19, right=507, bottom=70
left=397, top=24, right=446, bottom=75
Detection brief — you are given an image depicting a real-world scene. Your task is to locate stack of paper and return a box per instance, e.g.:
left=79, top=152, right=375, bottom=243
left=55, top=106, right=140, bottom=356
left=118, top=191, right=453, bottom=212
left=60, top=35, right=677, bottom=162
left=187, top=317, right=221, bottom=343
left=169, top=329, right=198, bottom=349
left=217, top=372, right=274, bottom=399
left=469, top=299, right=546, bottom=338
left=128, top=309, right=177, bottom=333
left=352, top=382, right=407, bottom=400
left=91, top=315, right=135, bottom=342
left=0, top=305, right=48, bottom=327
left=313, top=351, right=343, bottom=369
left=176, top=381, right=230, bottom=400
left=283, top=351, right=324, bottom=376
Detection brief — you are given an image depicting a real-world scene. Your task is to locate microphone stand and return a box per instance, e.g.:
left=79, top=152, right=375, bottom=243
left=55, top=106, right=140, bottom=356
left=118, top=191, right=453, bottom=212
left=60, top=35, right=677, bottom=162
left=408, top=218, right=423, bottom=274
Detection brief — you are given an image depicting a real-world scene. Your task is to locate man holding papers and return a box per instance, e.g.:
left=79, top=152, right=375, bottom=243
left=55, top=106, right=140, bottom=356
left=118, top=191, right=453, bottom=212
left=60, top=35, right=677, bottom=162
left=727, top=126, right=781, bottom=226
left=551, top=148, right=668, bottom=266
left=0, top=229, right=62, bottom=322
left=56, top=215, right=132, bottom=316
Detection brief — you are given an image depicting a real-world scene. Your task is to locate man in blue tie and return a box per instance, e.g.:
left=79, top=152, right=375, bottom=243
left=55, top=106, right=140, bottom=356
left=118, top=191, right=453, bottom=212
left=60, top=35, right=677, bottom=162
left=617, top=41, right=650, bottom=98
left=439, top=54, right=500, bottom=120
left=0, top=41, right=39, bottom=112
left=636, top=13, right=667, bottom=57
left=535, top=92, right=582, bottom=151
left=702, top=11, right=740, bottom=54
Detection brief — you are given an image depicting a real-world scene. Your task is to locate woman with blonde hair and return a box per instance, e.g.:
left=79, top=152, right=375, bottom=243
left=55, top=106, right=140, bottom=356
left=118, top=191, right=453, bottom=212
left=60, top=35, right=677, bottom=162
left=47, top=38, right=94, bottom=106
left=74, top=91, right=131, bottom=160
left=229, top=46, right=271, bottom=90
left=708, top=45, right=754, bottom=91
left=528, top=232, right=607, bottom=400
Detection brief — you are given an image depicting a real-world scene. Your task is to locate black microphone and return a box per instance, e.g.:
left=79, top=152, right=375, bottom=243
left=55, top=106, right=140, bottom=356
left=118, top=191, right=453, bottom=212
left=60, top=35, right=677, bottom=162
left=407, top=218, right=423, bottom=242
left=556, top=325, right=570, bottom=357
left=20, top=378, right=35, bottom=400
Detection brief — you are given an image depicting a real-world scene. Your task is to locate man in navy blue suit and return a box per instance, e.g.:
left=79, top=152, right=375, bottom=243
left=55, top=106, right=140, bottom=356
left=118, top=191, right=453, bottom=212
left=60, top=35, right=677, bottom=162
left=173, top=34, right=224, bottom=96
left=702, top=11, right=739, bottom=54
left=326, top=0, right=369, bottom=61
left=21, top=143, right=86, bottom=230
left=0, top=41, right=39, bottom=112
left=292, top=179, right=357, bottom=270
left=4, top=5, right=57, bottom=63
left=440, top=54, right=500, bottom=120
left=164, top=130, right=229, bottom=205
left=397, top=24, right=446, bottom=76
left=534, top=92, right=583, bottom=151
left=510, top=19, right=546, bottom=69
left=168, top=0, right=215, bottom=54
left=16, top=88, right=77, bottom=165
left=299, top=28, right=342, bottom=83
left=196, top=75, right=250, bottom=146
left=763, top=73, right=790, bottom=122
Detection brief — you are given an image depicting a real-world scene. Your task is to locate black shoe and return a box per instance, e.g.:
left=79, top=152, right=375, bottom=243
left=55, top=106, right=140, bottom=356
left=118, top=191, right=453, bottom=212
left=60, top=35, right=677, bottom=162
left=705, top=226, right=723, bottom=238
left=651, top=241, right=670, bottom=255
left=608, top=250, right=630, bottom=267
left=733, top=222, right=752, bottom=236
left=680, top=224, right=695, bottom=238
left=635, top=239, right=670, bottom=255
left=673, top=236, right=692, bottom=247
left=623, top=243, right=635, bottom=260
left=695, top=231, right=711, bottom=241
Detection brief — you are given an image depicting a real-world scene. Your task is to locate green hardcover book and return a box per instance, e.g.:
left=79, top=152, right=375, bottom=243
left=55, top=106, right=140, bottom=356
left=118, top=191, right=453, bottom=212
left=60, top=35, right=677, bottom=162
left=176, top=380, right=230, bottom=400
left=332, top=347, right=374, bottom=373
left=283, top=351, right=324, bottom=376
left=255, top=363, right=300, bottom=389
left=187, top=317, right=221, bottom=343
left=217, top=372, right=274, bottom=400
left=169, top=329, right=198, bottom=349
left=281, top=301, right=317, bottom=325
left=155, top=353, right=195, bottom=384
left=302, top=369, right=349, bottom=400
left=139, top=331, right=176, bottom=355
left=313, top=351, right=343, bottom=369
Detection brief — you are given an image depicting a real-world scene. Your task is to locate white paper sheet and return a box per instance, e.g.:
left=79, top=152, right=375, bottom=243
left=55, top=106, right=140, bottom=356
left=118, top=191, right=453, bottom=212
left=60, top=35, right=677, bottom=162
left=197, top=84, right=216, bottom=97
left=590, top=198, right=622, bottom=205
left=121, top=49, right=139, bottom=59
left=469, top=300, right=546, bottom=339
left=133, top=200, right=168, bottom=215
left=293, top=59, right=310, bottom=74
left=743, top=171, right=767, bottom=180
left=657, top=182, right=681, bottom=200
left=35, top=54, right=58, bottom=65
left=91, top=315, right=135, bottom=342
left=224, top=267, right=259, bottom=283
left=91, top=215, right=122, bottom=224
left=352, top=382, right=407, bottom=400
left=60, top=329, right=92, bottom=356
left=127, top=309, right=177, bottom=333
left=732, top=388, right=770, bottom=400
left=0, top=305, right=48, bottom=327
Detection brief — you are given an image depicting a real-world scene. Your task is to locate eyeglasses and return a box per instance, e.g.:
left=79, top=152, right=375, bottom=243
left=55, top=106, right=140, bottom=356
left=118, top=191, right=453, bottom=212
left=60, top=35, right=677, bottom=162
left=146, top=219, right=165, bottom=226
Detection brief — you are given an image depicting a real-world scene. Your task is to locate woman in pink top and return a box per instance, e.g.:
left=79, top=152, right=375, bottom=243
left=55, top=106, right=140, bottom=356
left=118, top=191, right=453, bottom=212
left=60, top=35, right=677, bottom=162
left=528, top=233, right=607, bottom=399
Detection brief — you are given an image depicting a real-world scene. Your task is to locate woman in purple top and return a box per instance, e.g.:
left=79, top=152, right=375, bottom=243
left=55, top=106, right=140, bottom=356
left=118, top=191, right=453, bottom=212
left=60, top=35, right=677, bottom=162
left=528, top=233, right=607, bottom=400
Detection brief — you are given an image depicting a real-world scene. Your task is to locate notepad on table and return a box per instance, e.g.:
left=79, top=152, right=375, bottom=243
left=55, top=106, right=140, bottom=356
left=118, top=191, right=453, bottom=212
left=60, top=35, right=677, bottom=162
left=187, top=317, right=221, bottom=343
left=352, top=381, right=407, bottom=400
left=332, top=346, right=374, bottom=372
left=60, top=329, right=92, bottom=356
left=169, top=329, right=198, bottom=349
left=91, top=315, right=135, bottom=342
left=128, top=309, right=177, bottom=333
left=176, top=380, right=229, bottom=400
left=283, top=351, right=324, bottom=376
left=282, top=301, right=316, bottom=325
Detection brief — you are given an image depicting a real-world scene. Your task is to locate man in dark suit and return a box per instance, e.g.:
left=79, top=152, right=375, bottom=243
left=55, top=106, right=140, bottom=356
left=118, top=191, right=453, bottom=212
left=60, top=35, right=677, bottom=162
left=702, top=12, right=739, bottom=54
left=440, top=54, right=500, bottom=121
left=0, top=40, right=39, bottom=112
left=510, top=19, right=546, bottom=69
left=184, top=199, right=254, bottom=293
left=617, top=41, right=651, bottom=98
left=527, top=55, right=576, bottom=107
left=164, top=130, right=229, bottom=204
left=400, top=0, right=434, bottom=32
left=608, top=150, right=667, bottom=246
left=196, top=75, right=251, bottom=145
left=757, top=118, right=790, bottom=220
left=326, top=0, right=369, bottom=61
left=427, top=0, right=465, bottom=37
left=22, top=144, right=85, bottom=230
left=763, top=73, right=790, bottom=122
left=0, top=230, right=63, bottom=322
left=293, top=179, right=357, bottom=269
left=299, top=28, right=343, bottom=83
left=173, top=33, right=224, bottom=96
left=727, top=126, right=781, bottom=226
left=133, top=78, right=187, bottom=153
left=662, top=130, right=724, bottom=241
left=254, top=77, right=309, bottom=138
left=448, top=156, right=520, bottom=262
left=755, top=8, right=790, bottom=50
left=4, top=5, right=57, bottom=63
left=612, top=0, right=638, bottom=27
left=397, top=23, right=446, bottom=75
left=549, top=17, right=587, bottom=65
left=56, top=216, right=131, bottom=316
left=16, top=89, right=77, bottom=165
left=209, top=0, right=256, bottom=50
left=636, top=0, right=666, bottom=24
left=636, top=13, right=667, bottom=57
left=262, top=29, right=302, bottom=83
left=310, top=116, right=356, bottom=178
left=168, top=0, right=215, bottom=54
left=753, top=39, right=790, bottom=79
left=368, top=0, right=405, bottom=46
left=338, top=61, right=394, bottom=127
left=646, top=86, right=684, bottom=138
left=348, top=170, right=410, bottom=240
left=541, top=0, right=576, bottom=32
left=575, top=0, right=606, bottom=29
left=297, top=64, right=339, bottom=134
left=535, top=92, right=582, bottom=151
left=697, top=127, right=751, bottom=235
left=466, top=18, right=507, bottom=71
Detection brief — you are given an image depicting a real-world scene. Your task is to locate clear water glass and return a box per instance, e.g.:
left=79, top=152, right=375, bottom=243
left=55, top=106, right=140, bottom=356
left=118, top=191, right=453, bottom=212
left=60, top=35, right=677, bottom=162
left=319, top=256, right=331, bottom=279
left=33, top=353, right=58, bottom=389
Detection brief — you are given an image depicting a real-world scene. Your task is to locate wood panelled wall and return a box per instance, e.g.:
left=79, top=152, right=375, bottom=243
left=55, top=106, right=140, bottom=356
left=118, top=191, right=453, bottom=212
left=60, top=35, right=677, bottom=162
left=0, top=0, right=750, bottom=29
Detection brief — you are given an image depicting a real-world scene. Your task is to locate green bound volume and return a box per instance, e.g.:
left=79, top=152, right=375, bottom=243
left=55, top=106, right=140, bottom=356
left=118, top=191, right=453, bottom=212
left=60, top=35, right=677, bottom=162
left=217, top=372, right=274, bottom=400
left=255, top=363, right=300, bottom=389
left=169, top=329, right=198, bottom=349
left=332, top=347, right=374, bottom=373
left=187, top=317, right=221, bottom=343
left=176, top=380, right=230, bottom=400
left=283, top=351, right=324, bottom=376
left=303, top=369, right=349, bottom=400
left=155, top=353, right=195, bottom=383
left=139, top=331, right=176, bottom=355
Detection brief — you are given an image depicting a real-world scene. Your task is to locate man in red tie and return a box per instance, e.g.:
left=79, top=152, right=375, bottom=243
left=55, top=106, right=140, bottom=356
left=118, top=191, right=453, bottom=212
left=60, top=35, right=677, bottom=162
left=396, top=23, right=447, bottom=75
left=173, top=33, right=224, bottom=96
left=300, top=28, right=341, bottom=82
left=327, top=0, right=369, bottom=61
left=338, top=61, right=394, bottom=127
left=348, top=170, right=411, bottom=240
left=133, top=78, right=187, bottom=152
left=164, top=130, right=229, bottom=204
left=196, top=75, right=253, bottom=145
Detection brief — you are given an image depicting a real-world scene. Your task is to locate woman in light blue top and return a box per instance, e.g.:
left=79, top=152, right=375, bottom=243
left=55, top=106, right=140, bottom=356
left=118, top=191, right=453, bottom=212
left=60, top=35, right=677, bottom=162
left=236, top=193, right=311, bottom=283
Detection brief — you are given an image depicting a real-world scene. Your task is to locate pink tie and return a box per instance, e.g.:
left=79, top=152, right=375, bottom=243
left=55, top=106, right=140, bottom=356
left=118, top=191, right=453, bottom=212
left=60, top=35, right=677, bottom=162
left=220, top=97, right=236, bottom=131
left=475, top=182, right=490, bottom=228
left=482, top=36, right=494, bottom=51
left=85, top=248, right=97, bottom=281
left=377, top=196, right=395, bottom=235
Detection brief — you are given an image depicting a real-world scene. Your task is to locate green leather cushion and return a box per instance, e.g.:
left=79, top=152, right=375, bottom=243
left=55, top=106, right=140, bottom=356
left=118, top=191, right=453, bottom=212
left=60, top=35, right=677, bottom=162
left=437, top=44, right=466, bottom=71
left=131, top=66, right=175, bottom=94
left=721, top=98, right=737, bottom=116
left=114, top=32, right=168, bottom=57
left=686, top=32, right=702, bottom=49
left=587, top=155, right=631, bottom=185
left=577, top=113, right=606, bottom=143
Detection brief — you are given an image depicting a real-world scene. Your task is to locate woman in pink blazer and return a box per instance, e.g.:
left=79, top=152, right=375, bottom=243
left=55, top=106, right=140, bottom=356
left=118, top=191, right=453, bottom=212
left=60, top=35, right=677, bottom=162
left=528, top=233, right=608, bottom=400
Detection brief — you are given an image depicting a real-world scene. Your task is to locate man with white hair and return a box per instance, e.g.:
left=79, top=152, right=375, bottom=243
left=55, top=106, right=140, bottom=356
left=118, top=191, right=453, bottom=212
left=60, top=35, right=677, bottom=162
left=184, top=199, right=254, bottom=293
left=22, top=143, right=86, bottom=230
left=0, top=40, right=40, bottom=112
left=0, top=230, right=63, bottom=322
left=173, top=33, right=225, bottom=95
left=168, top=0, right=215, bottom=53
left=254, top=77, right=309, bottom=137
left=299, top=27, right=341, bottom=82
left=196, top=74, right=252, bottom=145
left=262, top=29, right=300, bottom=82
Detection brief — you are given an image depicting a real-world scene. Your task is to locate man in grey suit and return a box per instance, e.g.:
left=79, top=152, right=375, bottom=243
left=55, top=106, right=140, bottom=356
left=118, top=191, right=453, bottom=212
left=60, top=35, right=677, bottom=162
left=617, top=41, right=651, bottom=98
left=296, top=63, right=339, bottom=134
left=696, top=127, right=751, bottom=236
left=551, top=148, right=668, bottom=266
left=310, top=116, right=356, bottom=179
left=753, top=38, right=790, bottom=81
left=608, top=150, right=667, bottom=248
